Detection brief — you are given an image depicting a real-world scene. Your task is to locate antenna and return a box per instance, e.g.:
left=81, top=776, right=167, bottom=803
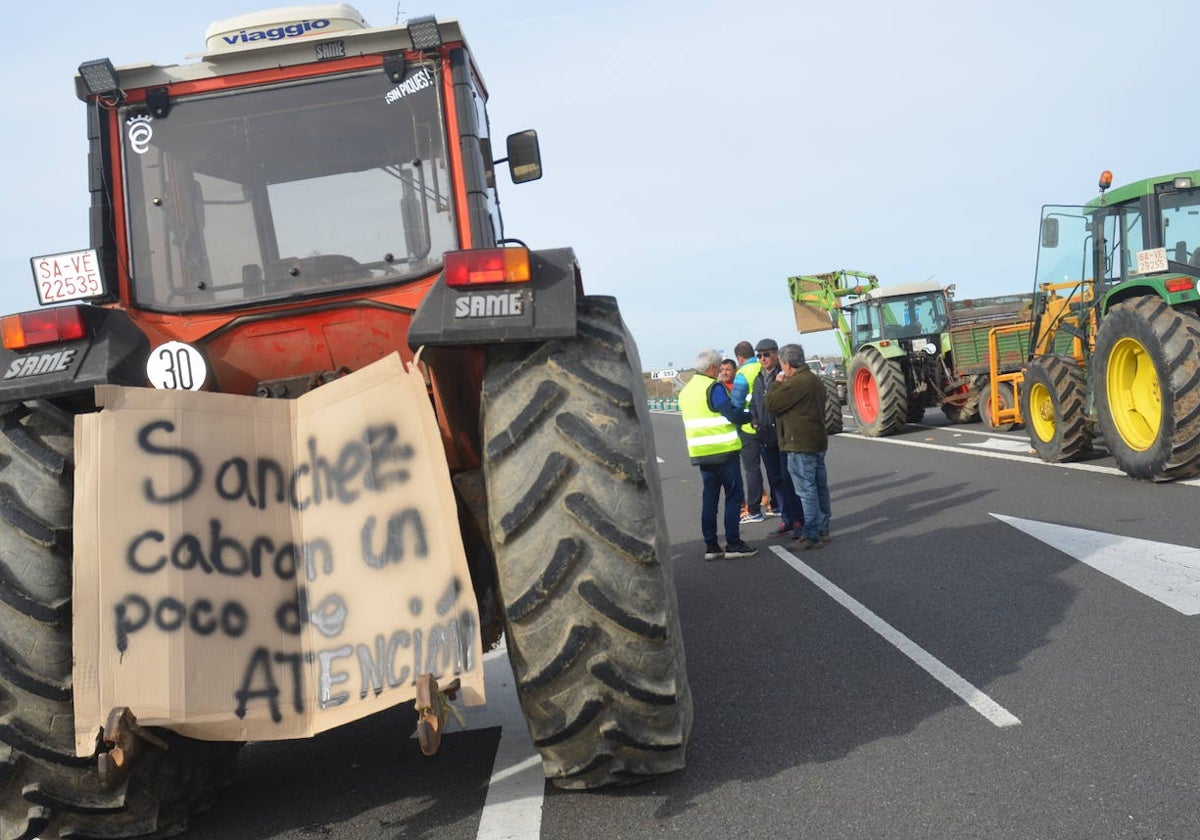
left=394, top=2, right=406, bottom=24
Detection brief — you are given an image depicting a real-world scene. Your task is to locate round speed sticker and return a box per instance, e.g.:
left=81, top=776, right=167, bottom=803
left=146, top=341, right=208, bottom=391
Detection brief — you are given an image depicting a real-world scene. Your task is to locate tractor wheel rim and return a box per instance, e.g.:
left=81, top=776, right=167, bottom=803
left=1106, top=336, right=1160, bottom=451
left=1028, top=381, right=1055, bottom=443
left=853, top=368, right=879, bottom=423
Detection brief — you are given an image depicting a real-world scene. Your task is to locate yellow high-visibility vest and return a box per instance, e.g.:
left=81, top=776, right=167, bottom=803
left=680, top=374, right=741, bottom=464
left=737, top=360, right=761, bottom=434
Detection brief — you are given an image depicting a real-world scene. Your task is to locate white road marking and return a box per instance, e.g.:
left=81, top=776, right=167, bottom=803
left=849, top=434, right=1125, bottom=476
left=770, top=545, right=1021, bottom=728
left=469, top=644, right=544, bottom=840
left=410, top=641, right=545, bottom=840
left=844, top=424, right=1200, bottom=486
left=993, top=514, right=1200, bottom=615
left=961, top=437, right=1035, bottom=453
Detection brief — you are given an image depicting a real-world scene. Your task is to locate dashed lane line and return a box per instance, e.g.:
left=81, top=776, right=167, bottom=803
left=770, top=545, right=1021, bottom=728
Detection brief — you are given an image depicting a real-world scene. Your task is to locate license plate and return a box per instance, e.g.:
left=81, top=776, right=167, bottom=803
left=30, top=249, right=105, bottom=305
left=1135, top=247, right=1168, bottom=275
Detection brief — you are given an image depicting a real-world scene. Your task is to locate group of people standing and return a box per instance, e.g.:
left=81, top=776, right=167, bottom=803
left=680, top=339, right=832, bottom=560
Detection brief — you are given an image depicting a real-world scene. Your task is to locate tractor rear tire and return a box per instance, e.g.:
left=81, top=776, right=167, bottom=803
left=1020, top=355, right=1093, bottom=462
left=1093, top=297, right=1200, bottom=481
left=481, top=296, right=691, bottom=789
left=0, top=401, right=241, bottom=840
left=847, top=350, right=907, bottom=437
left=822, top=376, right=844, bottom=434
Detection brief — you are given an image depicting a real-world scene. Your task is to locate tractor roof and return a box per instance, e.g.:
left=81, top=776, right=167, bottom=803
left=74, top=6, right=467, bottom=100
left=864, top=281, right=944, bottom=300
left=1085, top=169, right=1200, bottom=210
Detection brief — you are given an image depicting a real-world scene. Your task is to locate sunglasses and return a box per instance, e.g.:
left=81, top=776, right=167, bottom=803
left=756, top=351, right=775, bottom=358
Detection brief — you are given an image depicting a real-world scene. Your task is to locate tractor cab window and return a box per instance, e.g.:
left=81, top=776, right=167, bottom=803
left=1116, top=206, right=1144, bottom=280
left=1160, top=189, right=1200, bottom=270
left=875, top=293, right=947, bottom=340
left=1035, top=206, right=1091, bottom=291
left=845, top=301, right=878, bottom=349
left=121, top=65, right=457, bottom=311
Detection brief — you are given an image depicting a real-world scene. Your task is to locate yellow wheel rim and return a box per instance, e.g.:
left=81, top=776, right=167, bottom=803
left=1105, top=336, right=1161, bottom=451
left=1028, top=380, right=1056, bottom=444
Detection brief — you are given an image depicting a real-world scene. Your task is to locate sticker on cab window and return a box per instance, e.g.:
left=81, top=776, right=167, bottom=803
left=384, top=68, right=434, bottom=104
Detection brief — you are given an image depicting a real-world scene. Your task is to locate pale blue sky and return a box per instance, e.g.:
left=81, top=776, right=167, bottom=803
left=4, top=0, right=1197, bottom=370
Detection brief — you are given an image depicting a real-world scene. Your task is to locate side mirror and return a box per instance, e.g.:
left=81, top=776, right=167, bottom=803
left=1040, top=217, right=1059, bottom=248
left=505, top=130, right=542, bottom=183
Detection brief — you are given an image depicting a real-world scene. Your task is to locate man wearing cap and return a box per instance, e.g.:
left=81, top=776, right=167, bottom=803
left=750, top=339, right=802, bottom=536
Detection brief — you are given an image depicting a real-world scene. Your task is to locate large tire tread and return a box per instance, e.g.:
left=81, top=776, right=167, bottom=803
left=0, top=401, right=241, bottom=839
left=822, top=376, right=844, bottom=435
left=1094, top=297, right=1200, bottom=481
left=1020, top=355, right=1092, bottom=462
left=848, top=350, right=907, bottom=437
left=482, top=295, right=691, bottom=789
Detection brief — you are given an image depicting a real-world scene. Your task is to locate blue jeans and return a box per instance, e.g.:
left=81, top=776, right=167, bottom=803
left=786, top=451, right=830, bottom=542
left=774, top=447, right=803, bottom=532
left=700, top=456, right=744, bottom=546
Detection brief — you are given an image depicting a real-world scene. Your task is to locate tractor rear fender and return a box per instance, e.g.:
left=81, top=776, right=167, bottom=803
left=0, top=307, right=149, bottom=404
left=407, top=247, right=581, bottom=348
left=864, top=340, right=908, bottom=361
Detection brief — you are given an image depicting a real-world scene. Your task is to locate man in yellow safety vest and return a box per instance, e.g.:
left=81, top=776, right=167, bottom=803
left=680, top=349, right=758, bottom=560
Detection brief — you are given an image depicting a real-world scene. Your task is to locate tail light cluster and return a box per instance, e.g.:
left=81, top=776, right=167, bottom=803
left=1, top=307, right=87, bottom=350
left=444, top=247, right=531, bottom=287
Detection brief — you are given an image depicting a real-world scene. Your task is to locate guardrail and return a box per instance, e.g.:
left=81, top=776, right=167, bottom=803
left=647, top=398, right=680, bottom=411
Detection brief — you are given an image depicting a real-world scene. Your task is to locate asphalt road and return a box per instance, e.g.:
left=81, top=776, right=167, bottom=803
left=182, top=407, right=1200, bottom=840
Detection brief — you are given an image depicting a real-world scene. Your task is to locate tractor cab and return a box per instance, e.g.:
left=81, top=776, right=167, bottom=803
left=843, top=282, right=949, bottom=353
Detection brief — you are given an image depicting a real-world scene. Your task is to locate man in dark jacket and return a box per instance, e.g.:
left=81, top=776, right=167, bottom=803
left=764, top=343, right=831, bottom=551
left=749, top=339, right=802, bottom=537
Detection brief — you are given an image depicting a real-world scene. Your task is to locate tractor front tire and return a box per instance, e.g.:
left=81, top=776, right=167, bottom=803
left=1020, top=355, right=1093, bottom=462
left=1093, top=297, right=1200, bottom=481
left=481, top=296, right=691, bottom=788
left=0, top=401, right=241, bottom=840
left=822, top=376, right=844, bottom=434
left=847, top=350, right=907, bottom=437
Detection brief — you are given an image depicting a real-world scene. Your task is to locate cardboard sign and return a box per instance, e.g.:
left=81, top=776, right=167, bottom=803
left=72, top=353, right=484, bottom=756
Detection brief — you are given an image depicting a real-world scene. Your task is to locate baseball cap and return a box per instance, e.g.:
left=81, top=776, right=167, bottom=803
left=754, top=339, right=778, bottom=353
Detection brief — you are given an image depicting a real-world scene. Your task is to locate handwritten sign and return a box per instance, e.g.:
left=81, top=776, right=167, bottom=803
left=72, top=354, right=484, bottom=755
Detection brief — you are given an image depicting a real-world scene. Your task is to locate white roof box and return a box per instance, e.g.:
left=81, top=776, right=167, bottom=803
left=205, top=3, right=369, bottom=52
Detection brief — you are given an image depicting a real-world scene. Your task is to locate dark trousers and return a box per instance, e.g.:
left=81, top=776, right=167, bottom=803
left=700, top=456, right=744, bottom=547
left=738, top=432, right=763, bottom=514
left=761, top=442, right=783, bottom=512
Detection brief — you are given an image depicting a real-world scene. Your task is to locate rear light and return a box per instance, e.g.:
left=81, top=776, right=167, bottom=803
left=1165, top=277, right=1196, bottom=294
left=444, top=247, right=531, bottom=287
left=1, top=307, right=87, bottom=350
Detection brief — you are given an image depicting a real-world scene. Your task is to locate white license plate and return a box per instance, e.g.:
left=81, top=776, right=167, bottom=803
left=30, top=249, right=105, bottom=305
left=1135, top=247, right=1168, bottom=275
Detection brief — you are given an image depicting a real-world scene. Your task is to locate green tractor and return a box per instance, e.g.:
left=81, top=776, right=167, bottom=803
left=787, top=270, right=966, bottom=436
left=1019, top=169, right=1200, bottom=480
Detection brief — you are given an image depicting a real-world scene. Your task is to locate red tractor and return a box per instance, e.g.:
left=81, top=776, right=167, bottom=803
left=0, top=6, right=690, bottom=837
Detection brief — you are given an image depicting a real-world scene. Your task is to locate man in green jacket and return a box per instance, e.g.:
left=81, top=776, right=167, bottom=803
left=764, top=343, right=831, bottom=551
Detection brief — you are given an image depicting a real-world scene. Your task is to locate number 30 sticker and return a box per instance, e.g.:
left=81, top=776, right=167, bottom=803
left=146, top=341, right=208, bottom=391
